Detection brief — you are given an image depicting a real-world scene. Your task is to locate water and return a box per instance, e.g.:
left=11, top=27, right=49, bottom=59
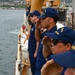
left=0, top=9, right=25, bottom=75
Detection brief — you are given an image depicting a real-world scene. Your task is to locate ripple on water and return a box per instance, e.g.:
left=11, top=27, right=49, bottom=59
left=0, top=9, right=25, bottom=75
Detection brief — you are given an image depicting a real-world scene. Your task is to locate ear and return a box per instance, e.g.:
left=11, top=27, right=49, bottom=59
left=49, top=17, right=53, bottom=23
left=66, top=43, right=72, bottom=51
left=50, top=18, right=53, bottom=23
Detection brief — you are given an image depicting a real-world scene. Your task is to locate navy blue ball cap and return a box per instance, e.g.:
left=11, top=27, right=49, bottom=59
left=73, top=41, right=75, bottom=45
left=38, top=7, right=59, bottom=19
left=29, top=10, right=40, bottom=16
left=45, top=27, right=75, bottom=44
left=51, top=48, right=75, bottom=68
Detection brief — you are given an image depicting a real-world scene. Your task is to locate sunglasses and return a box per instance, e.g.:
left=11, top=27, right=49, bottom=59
left=41, top=17, right=46, bottom=20
left=52, top=39, right=68, bottom=45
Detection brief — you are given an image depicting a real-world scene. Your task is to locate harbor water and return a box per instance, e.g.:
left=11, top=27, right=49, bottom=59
left=0, top=9, right=25, bottom=75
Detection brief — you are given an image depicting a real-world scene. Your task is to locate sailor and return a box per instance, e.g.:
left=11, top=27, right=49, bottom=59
left=41, top=48, right=75, bottom=75
left=28, top=10, right=40, bottom=75
left=51, top=48, right=75, bottom=75
left=35, top=7, right=59, bottom=75
left=41, top=27, right=75, bottom=75
left=26, top=6, right=31, bottom=17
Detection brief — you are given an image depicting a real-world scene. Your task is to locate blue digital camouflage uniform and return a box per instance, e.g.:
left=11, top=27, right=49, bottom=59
left=28, top=24, right=36, bottom=75
left=35, top=26, right=57, bottom=75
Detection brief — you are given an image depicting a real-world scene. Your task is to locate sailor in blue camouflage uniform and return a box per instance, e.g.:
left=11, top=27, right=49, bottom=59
left=28, top=10, right=40, bottom=75
left=51, top=47, right=75, bottom=75
left=41, top=27, right=75, bottom=75
left=35, top=8, right=59, bottom=75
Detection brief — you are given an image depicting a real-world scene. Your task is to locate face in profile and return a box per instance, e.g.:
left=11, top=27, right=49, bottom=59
left=64, top=68, right=75, bottom=75
left=51, top=39, right=70, bottom=54
left=32, top=16, right=39, bottom=23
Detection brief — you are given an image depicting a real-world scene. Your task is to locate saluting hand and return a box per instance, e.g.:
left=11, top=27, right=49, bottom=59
left=42, top=36, right=51, bottom=46
left=41, top=59, right=63, bottom=75
left=35, top=19, right=42, bottom=29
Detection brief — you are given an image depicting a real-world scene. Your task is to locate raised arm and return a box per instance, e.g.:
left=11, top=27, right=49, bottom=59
left=35, top=19, right=42, bottom=42
left=42, top=36, right=52, bottom=58
left=41, top=59, right=63, bottom=75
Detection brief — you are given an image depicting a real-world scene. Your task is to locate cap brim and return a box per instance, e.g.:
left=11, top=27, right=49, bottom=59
left=29, top=13, right=33, bottom=17
left=38, top=15, right=46, bottom=19
left=45, top=33, right=60, bottom=40
left=51, top=49, right=75, bottom=68
left=73, top=41, right=75, bottom=45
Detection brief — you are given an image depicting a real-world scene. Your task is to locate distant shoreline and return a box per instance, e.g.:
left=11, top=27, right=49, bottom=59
left=0, top=7, right=26, bottom=10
